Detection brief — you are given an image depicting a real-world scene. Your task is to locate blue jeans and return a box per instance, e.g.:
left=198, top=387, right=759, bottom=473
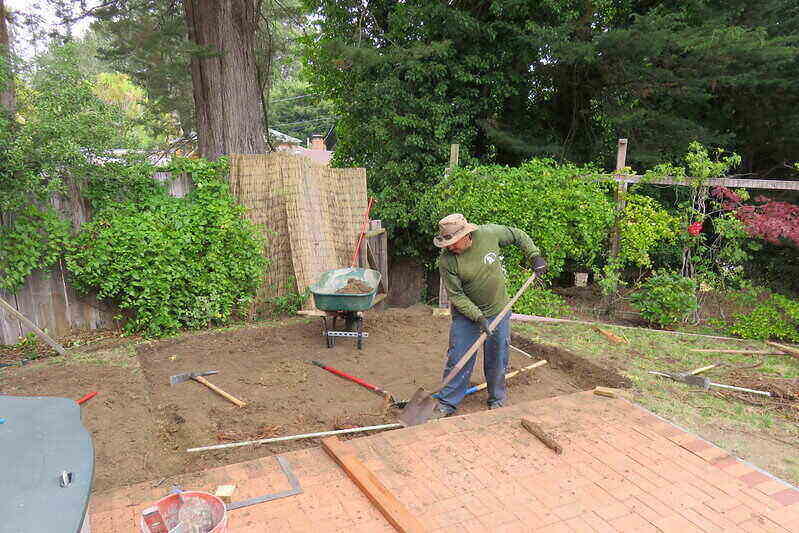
left=438, top=309, right=510, bottom=413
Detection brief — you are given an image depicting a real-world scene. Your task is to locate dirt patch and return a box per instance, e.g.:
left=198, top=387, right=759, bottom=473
left=0, top=305, right=629, bottom=493
left=511, top=334, right=633, bottom=390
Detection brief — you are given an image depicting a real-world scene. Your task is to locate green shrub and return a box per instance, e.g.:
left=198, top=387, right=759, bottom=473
left=728, top=294, right=799, bottom=342
left=424, top=158, right=615, bottom=315
left=65, top=159, right=267, bottom=337
left=629, top=270, right=698, bottom=327
left=267, top=278, right=311, bottom=316
left=619, top=194, right=680, bottom=268
left=513, top=288, right=569, bottom=318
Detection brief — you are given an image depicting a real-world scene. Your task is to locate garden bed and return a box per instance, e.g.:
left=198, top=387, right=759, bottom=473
left=0, top=305, right=627, bottom=493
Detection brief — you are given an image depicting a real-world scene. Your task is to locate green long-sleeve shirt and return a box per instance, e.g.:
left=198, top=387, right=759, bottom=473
left=439, top=224, right=540, bottom=321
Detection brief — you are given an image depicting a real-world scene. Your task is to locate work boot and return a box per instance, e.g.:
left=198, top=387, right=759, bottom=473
left=488, top=401, right=503, bottom=410
left=430, top=406, right=455, bottom=420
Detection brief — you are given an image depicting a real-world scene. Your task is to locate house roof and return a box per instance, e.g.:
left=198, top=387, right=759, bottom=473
left=284, top=145, right=333, bottom=165
left=268, top=128, right=302, bottom=145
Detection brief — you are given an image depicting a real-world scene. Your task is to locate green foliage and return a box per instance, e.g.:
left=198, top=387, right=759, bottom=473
left=0, top=206, right=70, bottom=292
left=513, top=287, right=569, bottom=318
left=65, top=158, right=267, bottom=337
left=304, top=0, right=799, bottom=260
left=619, top=194, right=680, bottom=268
left=266, top=278, right=311, bottom=316
left=0, top=43, right=138, bottom=293
left=268, top=78, right=337, bottom=144
left=629, top=270, right=699, bottom=327
left=426, top=159, right=615, bottom=279
left=727, top=294, right=799, bottom=342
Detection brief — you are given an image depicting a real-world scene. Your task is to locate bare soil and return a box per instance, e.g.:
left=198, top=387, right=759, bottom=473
left=0, top=305, right=626, bottom=493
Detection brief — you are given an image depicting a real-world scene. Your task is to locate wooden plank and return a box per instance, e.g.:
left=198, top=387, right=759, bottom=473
left=373, top=293, right=387, bottom=305
left=0, top=295, right=67, bottom=355
left=0, top=288, right=23, bottom=345
left=765, top=341, right=799, bottom=360
left=321, top=437, right=426, bottom=533
left=592, top=326, right=627, bottom=344
left=593, top=386, right=618, bottom=398
left=364, top=228, right=387, bottom=238
left=520, top=418, right=563, bottom=454
left=616, top=174, right=799, bottom=191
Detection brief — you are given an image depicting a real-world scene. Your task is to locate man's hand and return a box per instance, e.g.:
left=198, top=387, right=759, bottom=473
left=531, top=255, right=548, bottom=275
left=478, top=317, right=493, bottom=336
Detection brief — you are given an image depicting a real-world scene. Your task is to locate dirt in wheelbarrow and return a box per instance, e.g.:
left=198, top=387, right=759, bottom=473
left=0, top=305, right=627, bottom=494
left=335, top=277, right=374, bottom=294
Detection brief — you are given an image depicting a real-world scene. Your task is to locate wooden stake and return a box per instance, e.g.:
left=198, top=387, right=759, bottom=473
left=765, top=341, right=799, bottom=360
left=593, top=386, right=618, bottom=398
left=0, top=296, right=67, bottom=356
left=322, top=437, right=426, bottom=533
left=520, top=418, right=562, bottom=454
left=437, top=143, right=460, bottom=311
left=592, top=326, right=627, bottom=344
left=604, top=139, right=628, bottom=313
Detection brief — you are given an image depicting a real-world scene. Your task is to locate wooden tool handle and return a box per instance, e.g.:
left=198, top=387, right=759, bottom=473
left=194, top=376, right=247, bottom=407
left=766, top=341, right=799, bottom=359
left=440, top=273, right=538, bottom=390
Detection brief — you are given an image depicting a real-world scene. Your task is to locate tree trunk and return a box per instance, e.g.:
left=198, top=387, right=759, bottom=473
left=0, top=0, right=16, bottom=117
left=183, top=0, right=266, bottom=160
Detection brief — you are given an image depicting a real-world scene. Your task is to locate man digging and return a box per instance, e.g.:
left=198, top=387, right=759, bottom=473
left=433, top=213, right=547, bottom=418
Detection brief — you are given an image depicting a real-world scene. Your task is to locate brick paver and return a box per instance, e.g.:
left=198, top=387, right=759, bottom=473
left=91, top=391, right=799, bottom=531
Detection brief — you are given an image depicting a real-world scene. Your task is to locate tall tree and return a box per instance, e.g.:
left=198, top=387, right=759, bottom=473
left=305, top=0, right=799, bottom=258
left=184, top=0, right=265, bottom=158
left=29, top=0, right=268, bottom=159
left=0, top=0, right=15, bottom=116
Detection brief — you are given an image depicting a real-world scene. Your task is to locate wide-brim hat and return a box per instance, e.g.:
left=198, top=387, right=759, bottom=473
left=433, top=213, right=478, bottom=248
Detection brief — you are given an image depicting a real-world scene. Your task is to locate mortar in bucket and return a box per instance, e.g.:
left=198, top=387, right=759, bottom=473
left=140, top=491, right=227, bottom=533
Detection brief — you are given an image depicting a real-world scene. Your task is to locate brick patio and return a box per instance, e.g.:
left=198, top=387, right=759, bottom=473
left=90, top=391, right=799, bottom=532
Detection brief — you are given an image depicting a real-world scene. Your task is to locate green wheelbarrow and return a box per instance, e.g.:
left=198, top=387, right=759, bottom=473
left=310, top=267, right=382, bottom=349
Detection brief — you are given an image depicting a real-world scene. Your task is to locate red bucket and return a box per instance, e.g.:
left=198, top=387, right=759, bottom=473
left=140, top=491, right=227, bottom=533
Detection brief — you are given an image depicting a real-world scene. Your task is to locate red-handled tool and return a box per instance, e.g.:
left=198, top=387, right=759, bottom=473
left=310, top=360, right=406, bottom=407
left=350, top=197, right=376, bottom=268
left=76, top=392, right=98, bottom=405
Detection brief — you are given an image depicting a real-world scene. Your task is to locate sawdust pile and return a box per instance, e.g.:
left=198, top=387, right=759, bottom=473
left=336, top=278, right=373, bottom=294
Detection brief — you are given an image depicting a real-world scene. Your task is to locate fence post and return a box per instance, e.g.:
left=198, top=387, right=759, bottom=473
left=603, top=139, right=628, bottom=314
left=437, top=144, right=459, bottom=313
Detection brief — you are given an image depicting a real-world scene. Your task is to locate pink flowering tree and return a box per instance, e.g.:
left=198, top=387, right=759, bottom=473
left=713, top=187, right=799, bottom=249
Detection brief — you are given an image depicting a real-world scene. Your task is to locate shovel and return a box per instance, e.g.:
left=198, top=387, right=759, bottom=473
left=649, top=371, right=771, bottom=397
left=399, top=272, right=539, bottom=426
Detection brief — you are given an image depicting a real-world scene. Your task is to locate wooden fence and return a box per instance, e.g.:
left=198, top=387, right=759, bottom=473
left=1, top=156, right=373, bottom=345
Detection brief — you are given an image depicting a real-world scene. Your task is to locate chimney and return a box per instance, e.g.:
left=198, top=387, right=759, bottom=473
left=310, top=134, right=326, bottom=151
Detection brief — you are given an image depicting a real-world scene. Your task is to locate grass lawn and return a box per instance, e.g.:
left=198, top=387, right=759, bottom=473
left=513, top=319, right=799, bottom=485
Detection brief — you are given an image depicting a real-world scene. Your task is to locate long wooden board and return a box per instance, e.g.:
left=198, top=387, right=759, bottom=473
left=321, top=437, right=426, bottom=533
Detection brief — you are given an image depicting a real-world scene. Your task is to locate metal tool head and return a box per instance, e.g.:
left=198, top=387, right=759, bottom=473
left=397, top=388, right=438, bottom=426
left=169, top=370, right=218, bottom=385
left=682, top=374, right=710, bottom=389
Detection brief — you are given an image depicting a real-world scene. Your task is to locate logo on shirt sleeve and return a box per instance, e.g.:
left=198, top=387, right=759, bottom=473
left=483, top=252, right=498, bottom=264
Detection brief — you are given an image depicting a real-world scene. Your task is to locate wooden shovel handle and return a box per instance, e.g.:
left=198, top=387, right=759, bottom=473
left=194, top=376, right=247, bottom=407
left=439, top=273, right=538, bottom=391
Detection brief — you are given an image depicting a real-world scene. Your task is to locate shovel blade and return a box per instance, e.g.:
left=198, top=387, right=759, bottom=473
left=683, top=374, right=710, bottom=389
left=398, top=388, right=438, bottom=426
